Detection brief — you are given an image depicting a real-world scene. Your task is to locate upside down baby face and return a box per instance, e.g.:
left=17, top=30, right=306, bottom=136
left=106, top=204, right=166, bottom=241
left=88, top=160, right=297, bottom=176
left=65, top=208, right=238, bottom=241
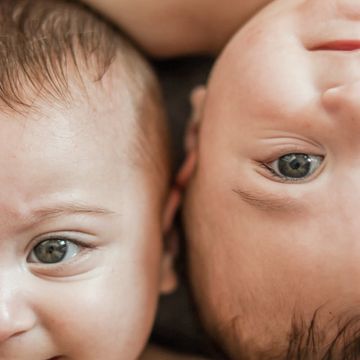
left=184, top=0, right=360, bottom=357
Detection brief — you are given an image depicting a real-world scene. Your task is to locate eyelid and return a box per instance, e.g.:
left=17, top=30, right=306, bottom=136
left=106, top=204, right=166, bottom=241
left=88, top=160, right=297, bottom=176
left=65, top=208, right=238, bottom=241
left=255, top=142, right=325, bottom=163
left=258, top=133, right=324, bottom=148
left=27, top=231, right=97, bottom=252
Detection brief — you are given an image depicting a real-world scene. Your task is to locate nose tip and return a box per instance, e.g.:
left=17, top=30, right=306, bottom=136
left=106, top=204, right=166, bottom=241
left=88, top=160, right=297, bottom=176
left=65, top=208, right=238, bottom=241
left=337, top=0, right=360, bottom=21
left=0, top=296, right=36, bottom=343
left=321, top=81, right=360, bottom=135
left=322, top=81, right=360, bottom=115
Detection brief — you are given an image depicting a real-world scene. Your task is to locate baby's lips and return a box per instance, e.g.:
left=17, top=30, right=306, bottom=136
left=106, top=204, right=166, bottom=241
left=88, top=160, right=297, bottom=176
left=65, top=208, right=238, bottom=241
left=312, top=39, right=360, bottom=51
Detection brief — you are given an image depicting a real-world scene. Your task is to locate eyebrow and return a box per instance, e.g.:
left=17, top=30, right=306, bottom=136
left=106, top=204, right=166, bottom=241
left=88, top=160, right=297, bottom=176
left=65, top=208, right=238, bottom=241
left=232, top=187, right=304, bottom=213
left=23, top=203, right=116, bottom=226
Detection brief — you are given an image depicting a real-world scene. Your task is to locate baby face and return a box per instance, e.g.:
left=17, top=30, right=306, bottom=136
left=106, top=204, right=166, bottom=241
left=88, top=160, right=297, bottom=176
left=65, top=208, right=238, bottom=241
left=185, top=0, right=360, bottom=357
left=0, top=85, right=173, bottom=359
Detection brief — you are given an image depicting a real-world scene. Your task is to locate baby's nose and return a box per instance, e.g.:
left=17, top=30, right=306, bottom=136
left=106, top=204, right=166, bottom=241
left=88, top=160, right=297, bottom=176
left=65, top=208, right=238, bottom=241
left=336, top=0, right=360, bottom=21
left=0, top=275, right=36, bottom=343
left=322, top=80, right=360, bottom=125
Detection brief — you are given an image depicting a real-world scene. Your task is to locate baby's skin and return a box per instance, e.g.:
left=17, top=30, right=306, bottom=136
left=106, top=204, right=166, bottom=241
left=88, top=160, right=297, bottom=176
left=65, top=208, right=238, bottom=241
left=182, top=0, right=360, bottom=358
left=81, top=0, right=274, bottom=57
left=0, top=1, right=181, bottom=359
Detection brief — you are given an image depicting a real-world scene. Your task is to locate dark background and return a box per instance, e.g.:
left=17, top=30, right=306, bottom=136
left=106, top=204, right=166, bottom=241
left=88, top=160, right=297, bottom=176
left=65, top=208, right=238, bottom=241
left=149, top=57, right=227, bottom=359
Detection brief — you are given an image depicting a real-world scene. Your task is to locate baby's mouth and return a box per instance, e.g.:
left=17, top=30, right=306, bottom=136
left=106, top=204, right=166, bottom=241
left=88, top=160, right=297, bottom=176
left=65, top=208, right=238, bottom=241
left=312, top=40, right=360, bottom=51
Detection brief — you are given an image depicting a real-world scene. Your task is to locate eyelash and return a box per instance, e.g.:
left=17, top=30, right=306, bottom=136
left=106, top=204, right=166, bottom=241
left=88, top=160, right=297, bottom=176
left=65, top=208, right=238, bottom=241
left=27, top=234, right=95, bottom=266
left=260, top=163, right=294, bottom=183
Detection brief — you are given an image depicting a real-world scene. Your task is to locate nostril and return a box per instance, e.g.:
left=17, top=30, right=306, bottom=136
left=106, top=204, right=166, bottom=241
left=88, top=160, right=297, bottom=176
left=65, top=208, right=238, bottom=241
left=322, top=86, right=343, bottom=112
left=321, top=80, right=360, bottom=134
left=0, top=328, right=25, bottom=343
left=0, top=305, right=36, bottom=343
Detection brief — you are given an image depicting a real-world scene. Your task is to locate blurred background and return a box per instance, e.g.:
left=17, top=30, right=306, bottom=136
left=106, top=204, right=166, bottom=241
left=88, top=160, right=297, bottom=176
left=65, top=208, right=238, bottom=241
left=149, top=57, right=227, bottom=359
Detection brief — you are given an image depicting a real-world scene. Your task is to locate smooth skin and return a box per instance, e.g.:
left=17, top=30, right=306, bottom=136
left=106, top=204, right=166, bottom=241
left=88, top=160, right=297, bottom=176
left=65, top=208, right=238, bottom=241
left=81, top=0, right=274, bottom=57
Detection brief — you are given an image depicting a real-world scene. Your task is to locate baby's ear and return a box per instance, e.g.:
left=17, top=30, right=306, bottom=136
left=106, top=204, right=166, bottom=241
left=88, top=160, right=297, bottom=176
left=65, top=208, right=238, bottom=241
left=177, top=86, right=207, bottom=189
left=159, top=227, right=178, bottom=295
left=159, top=86, right=207, bottom=294
left=163, top=85, right=207, bottom=231
left=160, top=189, right=180, bottom=294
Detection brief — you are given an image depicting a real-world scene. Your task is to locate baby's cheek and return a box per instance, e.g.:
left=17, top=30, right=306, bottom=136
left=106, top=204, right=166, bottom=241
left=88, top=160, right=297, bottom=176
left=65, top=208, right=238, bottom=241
left=38, top=266, right=158, bottom=359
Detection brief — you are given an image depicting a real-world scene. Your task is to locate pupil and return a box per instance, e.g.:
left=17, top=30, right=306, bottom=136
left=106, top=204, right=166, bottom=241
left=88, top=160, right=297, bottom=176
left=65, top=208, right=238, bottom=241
left=279, top=154, right=311, bottom=179
left=290, top=160, right=301, bottom=170
left=34, top=239, right=67, bottom=264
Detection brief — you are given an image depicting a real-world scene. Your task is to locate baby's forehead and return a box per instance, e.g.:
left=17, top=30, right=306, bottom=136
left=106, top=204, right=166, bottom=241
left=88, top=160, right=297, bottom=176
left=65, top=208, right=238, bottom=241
left=7, top=0, right=169, bottom=193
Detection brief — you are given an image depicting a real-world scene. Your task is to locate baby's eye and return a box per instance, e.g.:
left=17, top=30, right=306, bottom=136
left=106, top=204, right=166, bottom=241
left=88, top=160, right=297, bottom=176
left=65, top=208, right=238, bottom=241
left=266, top=153, right=323, bottom=180
left=28, top=238, right=80, bottom=264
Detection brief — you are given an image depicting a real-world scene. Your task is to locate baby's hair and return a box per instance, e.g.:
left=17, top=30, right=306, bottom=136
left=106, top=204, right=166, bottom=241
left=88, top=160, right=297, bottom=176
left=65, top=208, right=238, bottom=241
left=245, top=307, right=360, bottom=359
left=284, top=308, right=360, bottom=360
left=214, top=306, right=360, bottom=359
left=0, top=0, right=171, bottom=200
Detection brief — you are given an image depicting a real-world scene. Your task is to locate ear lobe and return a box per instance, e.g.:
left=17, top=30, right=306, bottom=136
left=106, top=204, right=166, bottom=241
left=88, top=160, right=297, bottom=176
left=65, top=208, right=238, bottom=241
left=162, top=187, right=181, bottom=233
left=159, top=229, right=178, bottom=295
left=160, top=188, right=180, bottom=294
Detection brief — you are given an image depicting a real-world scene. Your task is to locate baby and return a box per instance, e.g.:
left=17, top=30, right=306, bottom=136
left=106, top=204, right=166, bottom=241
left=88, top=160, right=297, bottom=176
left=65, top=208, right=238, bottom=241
left=183, top=0, right=360, bottom=359
left=0, top=0, right=207, bottom=359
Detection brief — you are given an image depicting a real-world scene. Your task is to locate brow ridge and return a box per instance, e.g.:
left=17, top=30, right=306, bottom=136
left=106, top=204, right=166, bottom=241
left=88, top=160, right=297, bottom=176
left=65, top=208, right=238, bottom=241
left=23, top=202, right=116, bottom=225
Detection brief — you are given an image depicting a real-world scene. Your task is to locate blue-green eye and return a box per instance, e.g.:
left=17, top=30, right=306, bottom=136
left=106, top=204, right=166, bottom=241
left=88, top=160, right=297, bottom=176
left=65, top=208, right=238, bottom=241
left=267, top=153, right=323, bottom=180
left=28, top=238, right=80, bottom=264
